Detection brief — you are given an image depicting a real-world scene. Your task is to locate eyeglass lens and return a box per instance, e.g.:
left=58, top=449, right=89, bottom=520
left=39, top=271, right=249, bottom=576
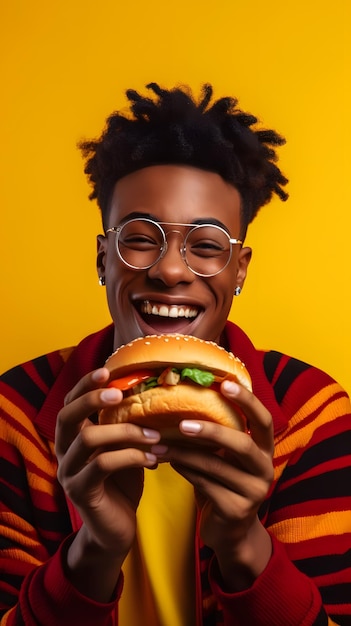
left=116, top=219, right=232, bottom=276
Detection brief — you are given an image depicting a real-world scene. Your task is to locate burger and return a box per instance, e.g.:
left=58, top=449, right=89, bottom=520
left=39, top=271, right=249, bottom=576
left=99, top=333, right=252, bottom=438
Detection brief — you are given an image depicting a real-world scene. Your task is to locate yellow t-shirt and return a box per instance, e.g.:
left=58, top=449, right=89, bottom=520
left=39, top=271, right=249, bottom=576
left=119, top=463, right=196, bottom=625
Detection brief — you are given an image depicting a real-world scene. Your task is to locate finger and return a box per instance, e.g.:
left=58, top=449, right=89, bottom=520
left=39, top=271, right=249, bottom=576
left=171, top=450, right=270, bottom=502
left=156, top=433, right=273, bottom=484
left=55, top=385, right=123, bottom=458
left=64, top=367, right=111, bottom=406
left=59, top=446, right=158, bottom=505
left=220, top=381, right=274, bottom=455
left=60, top=422, right=161, bottom=477
left=172, top=462, right=257, bottom=519
left=176, top=421, right=270, bottom=475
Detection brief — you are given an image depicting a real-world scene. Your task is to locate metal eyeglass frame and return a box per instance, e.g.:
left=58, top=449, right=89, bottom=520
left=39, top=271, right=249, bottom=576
left=106, top=218, right=243, bottom=277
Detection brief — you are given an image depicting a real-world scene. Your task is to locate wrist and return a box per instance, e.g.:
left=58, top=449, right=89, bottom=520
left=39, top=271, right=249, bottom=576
left=66, top=526, right=127, bottom=602
left=215, top=520, right=272, bottom=592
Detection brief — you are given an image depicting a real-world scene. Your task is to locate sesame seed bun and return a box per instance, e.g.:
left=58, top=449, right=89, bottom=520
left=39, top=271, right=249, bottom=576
left=99, top=334, right=251, bottom=437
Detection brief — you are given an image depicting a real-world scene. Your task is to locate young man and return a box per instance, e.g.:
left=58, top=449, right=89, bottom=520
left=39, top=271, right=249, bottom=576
left=0, top=83, right=350, bottom=626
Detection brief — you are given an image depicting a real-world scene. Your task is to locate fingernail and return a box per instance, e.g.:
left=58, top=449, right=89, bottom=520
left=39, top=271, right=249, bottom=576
left=100, top=388, right=121, bottom=402
left=180, top=420, right=202, bottom=434
left=92, top=368, right=108, bottom=383
left=222, top=380, right=240, bottom=395
left=150, top=444, right=168, bottom=455
left=142, top=428, right=160, bottom=439
left=145, top=452, right=157, bottom=463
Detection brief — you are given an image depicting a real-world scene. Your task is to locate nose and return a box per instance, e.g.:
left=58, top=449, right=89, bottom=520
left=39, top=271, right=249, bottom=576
left=147, top=233, right=195, bottom=286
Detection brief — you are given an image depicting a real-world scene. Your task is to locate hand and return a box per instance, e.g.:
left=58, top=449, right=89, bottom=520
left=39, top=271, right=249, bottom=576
left=55, top=367, right=161, bottom=600
left=151, top=380, right=274, bottom=591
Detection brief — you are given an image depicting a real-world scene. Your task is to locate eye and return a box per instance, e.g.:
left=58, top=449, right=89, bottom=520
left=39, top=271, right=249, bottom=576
left=188, top=239, right=226, bottom=257
left=121, top=233, right=162, bottom=249
left=120, top=222, right=164, bottom=247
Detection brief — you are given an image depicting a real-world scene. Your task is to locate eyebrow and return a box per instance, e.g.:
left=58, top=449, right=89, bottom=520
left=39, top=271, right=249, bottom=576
left=119, top=211, right=230, bottom=232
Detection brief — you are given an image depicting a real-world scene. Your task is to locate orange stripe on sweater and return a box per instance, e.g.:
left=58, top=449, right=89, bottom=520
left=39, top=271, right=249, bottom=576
left=273, top=384, right=348, bottom=477
left=268, top=510, right=351, bottom=543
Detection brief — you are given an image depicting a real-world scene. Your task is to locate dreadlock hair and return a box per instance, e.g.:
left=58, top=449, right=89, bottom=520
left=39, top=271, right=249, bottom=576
left=79, top=83, right=288, bottom=235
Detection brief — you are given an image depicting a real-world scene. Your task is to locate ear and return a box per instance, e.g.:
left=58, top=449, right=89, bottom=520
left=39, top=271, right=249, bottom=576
left=97, top=234, right=108, bottom=281
left=236, top=246, right=252, bottom=290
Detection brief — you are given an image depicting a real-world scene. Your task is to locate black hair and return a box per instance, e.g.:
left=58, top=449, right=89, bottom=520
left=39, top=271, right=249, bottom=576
left=79, top=83, right=288, bottom=235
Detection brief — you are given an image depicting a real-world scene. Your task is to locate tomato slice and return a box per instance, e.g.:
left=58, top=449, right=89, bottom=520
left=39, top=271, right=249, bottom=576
left=108, top=369, right=154, bottom=391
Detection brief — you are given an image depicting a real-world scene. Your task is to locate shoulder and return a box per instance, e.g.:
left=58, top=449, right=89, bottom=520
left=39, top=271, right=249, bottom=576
left=262, top=350, right=333, bottom=398
left=224, top=321, right=349, bottom=416
left=261, top=349, right=349, bottom=420
left=0, top=347, right=74, bottom=418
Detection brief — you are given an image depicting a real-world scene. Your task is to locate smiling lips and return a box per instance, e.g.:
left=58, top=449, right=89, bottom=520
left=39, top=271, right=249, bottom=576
left=141, top=300, right=199, bottom=319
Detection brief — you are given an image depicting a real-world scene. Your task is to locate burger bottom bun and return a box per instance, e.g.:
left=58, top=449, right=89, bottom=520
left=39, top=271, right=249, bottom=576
left=99, top=384, right=245, bottom=441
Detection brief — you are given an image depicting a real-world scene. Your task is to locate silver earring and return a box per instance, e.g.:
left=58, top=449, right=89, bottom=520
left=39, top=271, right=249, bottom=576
left=234, top=286, right=241, bottom=296
left=98, top=276, right=105, bottom=286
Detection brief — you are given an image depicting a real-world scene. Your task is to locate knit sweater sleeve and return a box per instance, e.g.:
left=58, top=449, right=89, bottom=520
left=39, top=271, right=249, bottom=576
left=208, top=354, right=351, bottom=626
left=2, top=536, right=122, bottom=626
left=0, top=349, right=120, bottom=626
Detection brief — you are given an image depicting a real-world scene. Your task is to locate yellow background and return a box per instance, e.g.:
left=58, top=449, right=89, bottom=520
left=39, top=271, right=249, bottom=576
left=0, top=1, right=350, bottom=393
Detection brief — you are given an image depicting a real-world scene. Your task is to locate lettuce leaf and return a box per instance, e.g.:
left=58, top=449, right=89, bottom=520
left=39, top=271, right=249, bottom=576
left=143, top=367, right=215, bottom=389
left=180, top=367, right=215, bottom=387
left=144, top=377, right=159, bottom=390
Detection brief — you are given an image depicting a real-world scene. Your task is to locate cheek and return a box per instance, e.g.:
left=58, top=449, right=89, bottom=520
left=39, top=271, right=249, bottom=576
left=105, top=257, right=125, bottom=304
left=105, top=247, right=127, bottom=284
left=105, top=257, right=139, bottom=308
left=210, top=271, right=236, bottom=323
left=214, top=270, right=236, bottom=303
left=203, top=276, right=234, bottom=334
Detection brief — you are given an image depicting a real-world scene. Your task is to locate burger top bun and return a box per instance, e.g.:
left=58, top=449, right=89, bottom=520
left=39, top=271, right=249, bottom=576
left=104, top=334, right=252, bottom=389
left=99, top=334, right=252, bottom=435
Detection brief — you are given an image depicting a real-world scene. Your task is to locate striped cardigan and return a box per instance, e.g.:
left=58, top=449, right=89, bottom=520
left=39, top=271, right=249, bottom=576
left=0, top=322, right=350, bottom=625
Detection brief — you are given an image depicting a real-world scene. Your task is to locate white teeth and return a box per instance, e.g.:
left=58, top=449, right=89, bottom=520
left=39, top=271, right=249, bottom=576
left=159, top=305, right=169, bottom=317
left=169, top=306, right=179, bottom=318
left=141, top=301, right=198, bottom=319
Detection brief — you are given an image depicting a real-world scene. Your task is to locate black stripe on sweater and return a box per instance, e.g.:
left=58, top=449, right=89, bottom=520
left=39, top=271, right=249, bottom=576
left=0, top=482, right=35, bottom=526
left=319, top=582, right=351, bottom=610
left=280, top=431, right=351, bottom=479
left=0, top=591, right=24, bottom=620
left=311, top=607, right=329, bottom=626
left=264, top=351, right=311, bottom=404
left=270, top=466, right=351, bottom=510
left=0, top=477, right=72, bottom=537
left=1, top=365, right=46, bottom=412
left=263, top=350, right=283, bottom=383
left=32, top=354, right=57, bottom=389
left=295, top=548, right=351, bottom=578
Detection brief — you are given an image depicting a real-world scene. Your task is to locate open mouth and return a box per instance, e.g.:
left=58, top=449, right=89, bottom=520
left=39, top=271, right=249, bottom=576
left=136, top=300, right=202, bottom=333
left=141, top=300, right=199, bottom=319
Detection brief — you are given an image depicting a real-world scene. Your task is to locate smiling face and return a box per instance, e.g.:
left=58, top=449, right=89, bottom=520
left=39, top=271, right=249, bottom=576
left=97, top=165, right=252, bottom=350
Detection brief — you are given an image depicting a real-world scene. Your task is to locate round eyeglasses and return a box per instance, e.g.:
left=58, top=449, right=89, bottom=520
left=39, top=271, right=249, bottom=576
left=106, top=218, right=243, bottom=277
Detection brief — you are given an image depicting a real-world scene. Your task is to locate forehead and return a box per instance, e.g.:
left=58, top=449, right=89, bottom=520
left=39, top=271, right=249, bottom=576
left=108, top=165, right=242, bottom=231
